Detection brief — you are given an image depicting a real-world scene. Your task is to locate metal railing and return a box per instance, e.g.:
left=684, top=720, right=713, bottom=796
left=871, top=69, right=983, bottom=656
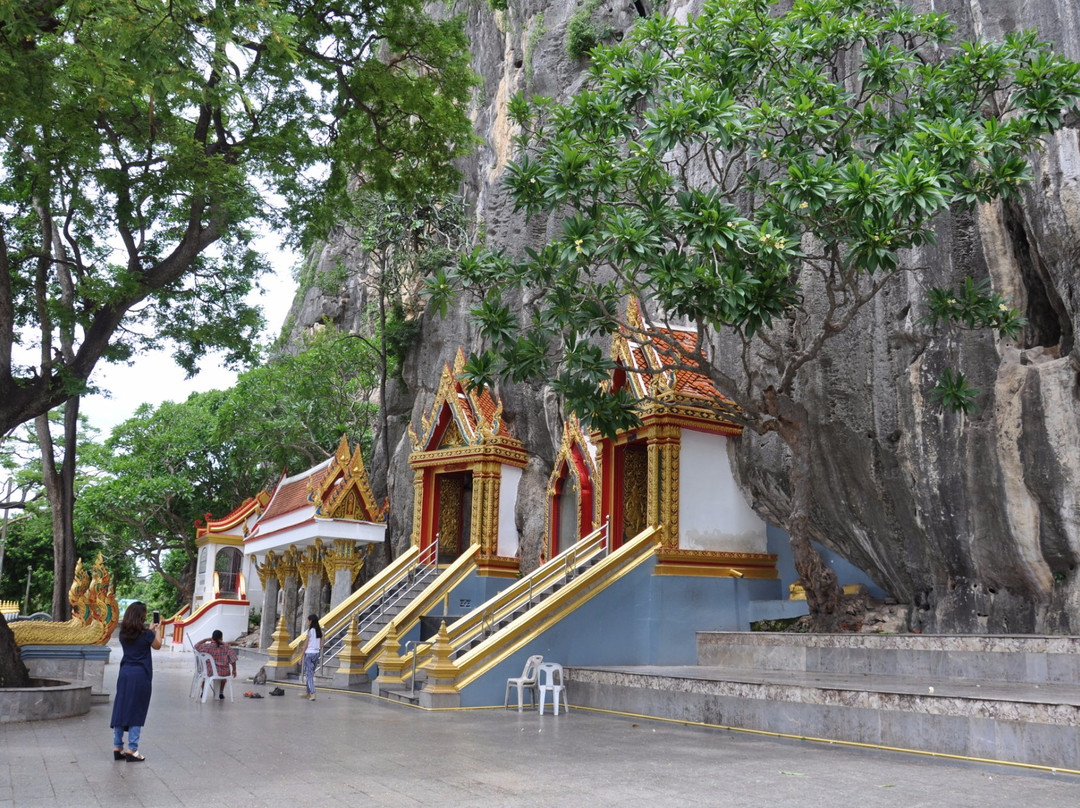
left=306, top=541, right=440, bottom=674
left=398, top=521, right=610, bottom=679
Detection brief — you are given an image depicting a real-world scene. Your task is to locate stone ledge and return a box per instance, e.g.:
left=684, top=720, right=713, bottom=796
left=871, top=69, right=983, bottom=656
left=568, top=667, right=1080, bottom=770
left=0, top=678, right=93, bottom=724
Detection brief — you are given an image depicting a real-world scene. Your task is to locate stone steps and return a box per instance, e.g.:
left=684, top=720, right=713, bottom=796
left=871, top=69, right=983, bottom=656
left=566, top=632, right=1080, bottom=771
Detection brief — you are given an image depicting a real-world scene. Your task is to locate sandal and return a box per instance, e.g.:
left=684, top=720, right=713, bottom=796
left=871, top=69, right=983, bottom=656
left=113, top=748, right=124, bottom=761
left=124, top=751, right=146, bottom=762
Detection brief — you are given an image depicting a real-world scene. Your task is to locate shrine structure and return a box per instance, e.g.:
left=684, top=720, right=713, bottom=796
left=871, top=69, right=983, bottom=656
left=407, top=349, right=527, bottom=583
left=173, top=436, right=385, bottom=647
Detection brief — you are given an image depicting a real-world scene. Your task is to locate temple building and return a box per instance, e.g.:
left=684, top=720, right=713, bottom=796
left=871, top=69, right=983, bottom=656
left=590, top=298, right=776, bottom=577
left=407, top=348, right=528, bottom=583
left=173, top=436, right=385, bottom=648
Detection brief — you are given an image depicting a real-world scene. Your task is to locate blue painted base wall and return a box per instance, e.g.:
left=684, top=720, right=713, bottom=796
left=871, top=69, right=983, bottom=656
left=458, top=560, right=783, bottom=707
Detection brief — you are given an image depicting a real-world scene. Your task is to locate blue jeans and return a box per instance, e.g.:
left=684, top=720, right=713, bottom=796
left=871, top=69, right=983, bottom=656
left=112, top=725, right=142, bottom=751
left=304, top=653, right=318, bottom=694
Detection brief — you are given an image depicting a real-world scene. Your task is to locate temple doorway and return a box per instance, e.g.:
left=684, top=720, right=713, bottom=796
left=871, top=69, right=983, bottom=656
left=214, top=547, right=244, bottom=599
left=618, top=442, right=649, bottom=547
left=436, top=471, right=473, bottom=563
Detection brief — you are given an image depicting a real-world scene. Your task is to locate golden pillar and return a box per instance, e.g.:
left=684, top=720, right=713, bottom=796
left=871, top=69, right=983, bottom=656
left=471, top=460, right=501, bottom=561
left=651, top=424, right=681, bottom=549
left=255, top=550, right=281, bottom=651
left=297, top=541, right=326, bottom=622
left=372, top=622, right=409, bottom=690
left=323, top=539, right=365, bottom=608
left=419, top=621, right=461, bottom=708
left=275, top=546, right=301, bottom=638
left=410, top=469, right=425, bottom=548
left=264, top=616, right=295, bottom=681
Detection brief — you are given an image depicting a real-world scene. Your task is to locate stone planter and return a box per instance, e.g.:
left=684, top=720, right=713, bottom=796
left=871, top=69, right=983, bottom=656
left=0, top=678, right=93, bottom=724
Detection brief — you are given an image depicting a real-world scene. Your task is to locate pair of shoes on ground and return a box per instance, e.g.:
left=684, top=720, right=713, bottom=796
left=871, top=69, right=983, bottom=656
left=268, top=687, right=285, bottom=696
left=112, top=749, right=144, bottom=762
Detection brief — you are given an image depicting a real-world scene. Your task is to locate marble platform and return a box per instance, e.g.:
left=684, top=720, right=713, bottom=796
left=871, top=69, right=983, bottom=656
left=567, top=631, right=1080, bottom=771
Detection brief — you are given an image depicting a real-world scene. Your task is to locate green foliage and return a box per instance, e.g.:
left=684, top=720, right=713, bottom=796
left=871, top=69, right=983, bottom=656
left=566, top=0, right=610, bottom=60
left=68, top=326, right=380, bottom=603
left=930, top=369, right=980, bottom=414
left=924, top=278, right=1026, bottom=339
left=433, top=0, right=1080, bottom=435
left=116, top=550, right=189, bottom=618
left=0, top=0, right=477, bottom=435
left=489, top=0, right=510, bottom=10
left=525, top=14, right=547, bottom=84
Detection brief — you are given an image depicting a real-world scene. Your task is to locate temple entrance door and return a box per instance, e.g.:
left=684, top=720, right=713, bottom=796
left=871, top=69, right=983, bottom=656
left=620, top=442, right=649, bottom=546
left=436, top=471, right=472, bottom=563
left=214, top=547, right=244, bottom=598
left=552, top=473, right=578, bottom=558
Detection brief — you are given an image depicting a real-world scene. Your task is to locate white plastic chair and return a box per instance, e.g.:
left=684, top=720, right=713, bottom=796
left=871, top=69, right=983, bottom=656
left=198, top=651, right=235, bottom=703
left=188, top=642, right=207, bottom=699
left=504, top=654, right=543, bottom=712
left=538, top=662, right=568, bottom=716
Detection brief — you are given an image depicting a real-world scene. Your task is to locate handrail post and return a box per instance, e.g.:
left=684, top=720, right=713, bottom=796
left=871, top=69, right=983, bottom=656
left=405, top=640, right=418, bottom=696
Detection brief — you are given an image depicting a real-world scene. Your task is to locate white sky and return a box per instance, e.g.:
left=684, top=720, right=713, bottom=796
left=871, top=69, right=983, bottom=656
left=80, top=232, right=299, bottom=436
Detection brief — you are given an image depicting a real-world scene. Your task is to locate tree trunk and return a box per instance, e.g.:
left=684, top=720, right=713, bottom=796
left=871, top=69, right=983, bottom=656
left=378, top=285, right=394, bottom=567
left=37, top=398, right=79, bottom=622
left=0, top=613, right=31, bottom=688
left=768, top=392, right=844, bottom=630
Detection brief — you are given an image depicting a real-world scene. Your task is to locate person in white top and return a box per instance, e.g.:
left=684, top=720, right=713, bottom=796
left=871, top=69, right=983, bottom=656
left=299, top=614, right=322, bottom=701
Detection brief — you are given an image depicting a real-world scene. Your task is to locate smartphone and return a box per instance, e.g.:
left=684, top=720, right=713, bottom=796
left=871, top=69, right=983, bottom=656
left=152, top=610, right=160, bottom=624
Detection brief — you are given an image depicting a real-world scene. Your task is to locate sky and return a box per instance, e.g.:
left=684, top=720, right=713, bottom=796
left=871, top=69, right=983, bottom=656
left=79, top=232, right=299, bottom=437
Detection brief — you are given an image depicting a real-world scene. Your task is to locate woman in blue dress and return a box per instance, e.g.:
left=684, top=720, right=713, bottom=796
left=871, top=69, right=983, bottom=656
left=110, top=602, right=163, bottom=762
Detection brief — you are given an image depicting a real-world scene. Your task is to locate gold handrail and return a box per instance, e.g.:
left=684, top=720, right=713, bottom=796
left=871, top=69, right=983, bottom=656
left=395, top=522, right=614, bottom=681
left=286, top=544, right=426, bottom=665
left=357, top=545, right=480, bottom=670
left=452, top=526, right=659, bottom=690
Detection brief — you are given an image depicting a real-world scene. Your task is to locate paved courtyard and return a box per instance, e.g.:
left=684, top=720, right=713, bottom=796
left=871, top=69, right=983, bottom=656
left=2, top=649, right=1077, bottom=807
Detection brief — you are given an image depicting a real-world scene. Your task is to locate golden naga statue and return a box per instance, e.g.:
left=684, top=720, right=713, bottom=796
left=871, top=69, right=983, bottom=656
left=10, top=553, right=120, bottom=647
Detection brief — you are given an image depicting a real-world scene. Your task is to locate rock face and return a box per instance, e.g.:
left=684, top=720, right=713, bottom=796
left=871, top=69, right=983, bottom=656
left=285, top=0, right=1080, bottom=634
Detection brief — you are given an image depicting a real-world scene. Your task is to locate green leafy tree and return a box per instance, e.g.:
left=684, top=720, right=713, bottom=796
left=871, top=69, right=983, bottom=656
left=77, top=327, right=379, bottom=606
left=429, top=0, right=1080, bottom=626
left=0, top=0, right=475, bottom=617
left=217, top=326, right=380, bottom=479
left=331, top=191, right=467, bottom=562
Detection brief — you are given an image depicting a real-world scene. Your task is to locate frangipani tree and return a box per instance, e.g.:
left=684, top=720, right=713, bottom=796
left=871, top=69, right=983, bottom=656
left=428, top=0, right=1080, bottom=625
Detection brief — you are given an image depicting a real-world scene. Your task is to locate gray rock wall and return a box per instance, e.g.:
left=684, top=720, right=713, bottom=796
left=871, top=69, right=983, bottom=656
left=285, top=0, right=1080, bottom=633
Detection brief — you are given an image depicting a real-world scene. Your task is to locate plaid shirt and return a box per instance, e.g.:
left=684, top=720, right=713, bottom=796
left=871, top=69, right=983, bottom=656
left=194, top=639, right=237, bottom=676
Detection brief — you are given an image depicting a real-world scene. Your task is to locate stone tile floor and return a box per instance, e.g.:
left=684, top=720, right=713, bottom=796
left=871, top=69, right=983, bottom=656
left=2, top=649, right=1077, bottom=807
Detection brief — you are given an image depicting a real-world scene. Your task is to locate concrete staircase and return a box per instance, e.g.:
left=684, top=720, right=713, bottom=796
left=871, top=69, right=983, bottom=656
left=567, top=632, right=1080, bottom=771
left=318, top=569, right=438, bottom=678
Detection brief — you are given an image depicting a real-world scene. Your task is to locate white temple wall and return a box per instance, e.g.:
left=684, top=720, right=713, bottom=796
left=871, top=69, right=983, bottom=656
left=679, top=431, right=768, bottom=553
left=498, top=465, right=523, bottom=558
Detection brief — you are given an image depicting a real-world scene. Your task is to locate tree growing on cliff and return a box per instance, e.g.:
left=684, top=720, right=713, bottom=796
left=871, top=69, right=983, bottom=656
left=0, top=0, right=475, bottom=617
left=331, top=191, right=468, bottom=565
left=428, top=0, right=1080, bottom=626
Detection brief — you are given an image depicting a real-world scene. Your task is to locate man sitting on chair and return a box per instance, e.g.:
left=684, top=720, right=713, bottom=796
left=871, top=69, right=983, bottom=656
left=194, top=630, right=237, bottom=699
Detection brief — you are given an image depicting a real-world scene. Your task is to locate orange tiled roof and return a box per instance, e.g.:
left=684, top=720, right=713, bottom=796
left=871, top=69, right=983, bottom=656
left=627, top=327, right=721, bottom=401
left=262, top=463, right=332, bottom=521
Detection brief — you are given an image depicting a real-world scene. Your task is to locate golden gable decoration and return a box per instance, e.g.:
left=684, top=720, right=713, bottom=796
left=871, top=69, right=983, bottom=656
left=308, top=434, right=387, bottom=523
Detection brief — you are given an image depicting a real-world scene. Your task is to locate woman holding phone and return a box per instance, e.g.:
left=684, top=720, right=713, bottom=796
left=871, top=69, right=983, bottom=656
left=110, top=602, right=163, bottom=761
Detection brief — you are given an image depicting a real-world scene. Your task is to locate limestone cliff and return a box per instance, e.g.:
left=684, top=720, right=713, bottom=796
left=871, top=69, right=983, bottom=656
left=285, top=0, right=1080, bottom=633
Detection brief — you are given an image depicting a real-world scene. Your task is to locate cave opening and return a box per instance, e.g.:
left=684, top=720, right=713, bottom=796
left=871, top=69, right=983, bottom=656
left=1003, top=200, right=1073, bottom=354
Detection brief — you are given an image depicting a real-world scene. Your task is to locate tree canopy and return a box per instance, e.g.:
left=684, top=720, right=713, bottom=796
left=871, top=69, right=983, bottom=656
left=0, top=0, right=476, bottom=437
left=74, top=326, right=379, bottom=604
left=428, top=0, right=1080, bottom=624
